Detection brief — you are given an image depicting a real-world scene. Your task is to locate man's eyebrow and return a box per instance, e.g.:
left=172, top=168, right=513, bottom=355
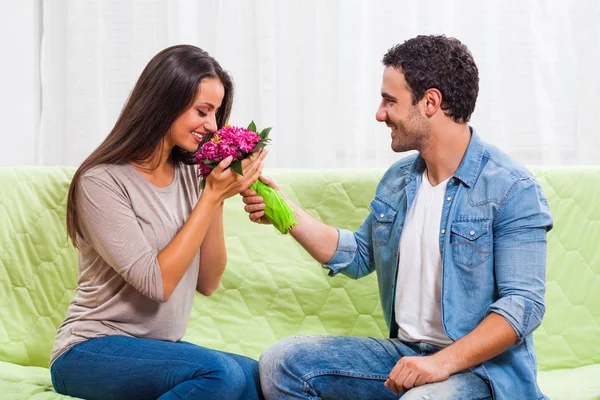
left=381, top=92, right=397, bottom=101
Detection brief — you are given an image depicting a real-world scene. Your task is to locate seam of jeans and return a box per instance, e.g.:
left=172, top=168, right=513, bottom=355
left=301, top=380, right=338, bottom=400
left=51, top=351, right=70, bottom=394
left=180, top=384, right=203, bottom=400
left=67, top=344, right=220, bottom=392
left=54, top=368, right=66, bottom=394
left=179, top=381, right=237, bottom=400
left=71, top=344, right=213, bottom=367
left=179, top=368, right=249, bottom=400
left=301, top=369, right=389, bottom=381
left=71, top=344, right=246, bottom=399
left=301, top=380, right=317, bottom=399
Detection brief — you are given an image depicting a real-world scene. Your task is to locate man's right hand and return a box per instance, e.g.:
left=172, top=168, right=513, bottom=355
left=241, top=175, right=279, bottom=224
left=242, top=174, right=338, bottom=265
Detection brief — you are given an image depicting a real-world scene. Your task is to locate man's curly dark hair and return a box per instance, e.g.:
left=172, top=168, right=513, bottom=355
left=382, top=35, right=479, bottom=123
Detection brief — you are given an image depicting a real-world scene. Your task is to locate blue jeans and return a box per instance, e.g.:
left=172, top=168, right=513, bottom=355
left=259, top=335, right=491, bottom=400
left=50, top=335, right=263, bottom=400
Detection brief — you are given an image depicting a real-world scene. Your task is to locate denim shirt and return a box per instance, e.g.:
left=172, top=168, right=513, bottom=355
left=324, top=129, right=553, bottom=400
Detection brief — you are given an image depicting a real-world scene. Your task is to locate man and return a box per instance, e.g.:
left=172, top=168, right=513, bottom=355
left=242, top=35, right=552, bottom=400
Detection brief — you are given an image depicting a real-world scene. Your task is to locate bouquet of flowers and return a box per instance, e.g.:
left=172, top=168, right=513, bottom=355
left=196, top=121, right=297, bottom=234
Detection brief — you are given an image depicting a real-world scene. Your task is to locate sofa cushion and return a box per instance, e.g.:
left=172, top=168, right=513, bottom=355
left=0, top=167, right=77, bottom=368
left=0, top=361, right=597, bottom=400
left=529, top=167, right=600, bottom=372
left=538, top=363, right=600, bottom=400
left=0, top=166, right=599, bottom=400
left=0, top=360, right=74, bottom=399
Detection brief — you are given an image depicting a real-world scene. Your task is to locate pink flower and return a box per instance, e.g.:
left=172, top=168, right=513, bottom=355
left=200, top=141, right=220, bottom=161
left=219, top=144, right=238, bottom=160
left=199, top=163, right=212, bottom=177
left=196, top=124, right=266, bottom=178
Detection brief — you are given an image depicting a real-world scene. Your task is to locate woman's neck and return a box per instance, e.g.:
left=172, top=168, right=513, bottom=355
left=131, top=140, right=176, bottom=187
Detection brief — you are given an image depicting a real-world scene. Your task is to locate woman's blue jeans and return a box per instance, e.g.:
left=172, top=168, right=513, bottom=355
left=50, top=335, right=263, bottom=399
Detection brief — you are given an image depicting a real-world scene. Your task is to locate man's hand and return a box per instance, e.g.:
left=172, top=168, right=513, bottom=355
left=241, top=175, right=281, bottom=224
left=384, top=355, right=450, bottom=395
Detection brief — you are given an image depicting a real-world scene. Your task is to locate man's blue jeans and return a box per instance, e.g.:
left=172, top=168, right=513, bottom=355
left=259, top=335, right=492, bottom=400
left=50, top=335, right=263, bottom=399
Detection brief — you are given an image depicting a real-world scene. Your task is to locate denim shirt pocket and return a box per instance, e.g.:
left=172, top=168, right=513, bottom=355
left=370, top=198, right=397, bottom=247
left=450, top=218, right=492, bottom=268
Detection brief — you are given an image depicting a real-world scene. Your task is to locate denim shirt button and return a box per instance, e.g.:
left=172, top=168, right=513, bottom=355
left=380, top=213, right=385, bottom=218
left=441, top=229, right=446, bottom=234
left=447, top=196, right=452, bottom=201
left=470, top=230, right=475, bottom=235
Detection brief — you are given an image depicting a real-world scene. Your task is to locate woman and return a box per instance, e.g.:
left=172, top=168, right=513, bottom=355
left=50, top=45, right=266, bottom=399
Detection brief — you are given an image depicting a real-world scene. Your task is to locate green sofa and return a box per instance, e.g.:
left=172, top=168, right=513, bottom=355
left=0, top=166, right=598, bottom=399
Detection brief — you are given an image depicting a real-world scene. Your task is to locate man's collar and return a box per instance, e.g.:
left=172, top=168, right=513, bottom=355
left=409, top=127, right=485, bottom=188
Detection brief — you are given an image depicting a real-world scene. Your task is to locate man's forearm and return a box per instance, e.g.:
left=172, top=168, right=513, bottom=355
left=288, top=200, right=339, bottom=264
left=433, top=313, right=517, bottom=375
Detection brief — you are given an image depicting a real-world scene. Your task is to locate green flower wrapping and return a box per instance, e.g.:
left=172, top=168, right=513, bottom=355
left=250, top=180, right=296, bottom=234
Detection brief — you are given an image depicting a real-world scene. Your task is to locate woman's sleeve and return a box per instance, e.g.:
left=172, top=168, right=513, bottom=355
left=76, top=174, right=165, bottom=302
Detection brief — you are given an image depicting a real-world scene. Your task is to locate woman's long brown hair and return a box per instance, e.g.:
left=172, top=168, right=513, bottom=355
left=66, top=45, right=234, bottom=248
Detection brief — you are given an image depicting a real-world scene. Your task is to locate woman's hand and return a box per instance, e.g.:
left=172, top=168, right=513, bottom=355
left=204, top=149, right=267, bottom=202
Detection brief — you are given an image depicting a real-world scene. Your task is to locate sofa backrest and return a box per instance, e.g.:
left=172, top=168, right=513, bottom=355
left=0, top=167, right=77, bottom=368
left=528, top=167, right=600, bottom=371
left=0, top=166, right=598, bottom=372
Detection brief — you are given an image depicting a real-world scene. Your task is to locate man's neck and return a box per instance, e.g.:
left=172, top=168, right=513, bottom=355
left=419, top=123, right=471, bottom=186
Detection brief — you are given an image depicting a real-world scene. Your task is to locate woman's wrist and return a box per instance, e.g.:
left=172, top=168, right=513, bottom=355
left=200, top=186, right=225, bottom=208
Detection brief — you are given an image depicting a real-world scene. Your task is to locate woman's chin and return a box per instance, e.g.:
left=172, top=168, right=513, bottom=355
left=181, top=140, right=201, bottom=153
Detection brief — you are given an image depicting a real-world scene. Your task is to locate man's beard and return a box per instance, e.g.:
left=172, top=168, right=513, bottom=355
left=390, top=116, right=428, bottom=153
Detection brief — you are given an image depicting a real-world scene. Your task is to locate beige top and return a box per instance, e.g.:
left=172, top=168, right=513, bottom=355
left=50, top=162, right=201, bottom=366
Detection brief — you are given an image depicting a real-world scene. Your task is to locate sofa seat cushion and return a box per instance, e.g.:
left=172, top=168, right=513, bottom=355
left=538, top=363, right=600, bottom=400
left=2, top=358, right=598, bottom=400
left=0, top=360, right=75, bottom=399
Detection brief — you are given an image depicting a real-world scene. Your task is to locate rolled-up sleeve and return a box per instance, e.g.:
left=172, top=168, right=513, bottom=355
left=323, top=213, right=376, bottom=279
left=487, top=177, right=553, bottom=343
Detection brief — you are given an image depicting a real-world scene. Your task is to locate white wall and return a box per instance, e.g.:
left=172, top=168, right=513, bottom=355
left=0, top=1, right=40, bottom=166
left=2, top=1, right=599, bottom=167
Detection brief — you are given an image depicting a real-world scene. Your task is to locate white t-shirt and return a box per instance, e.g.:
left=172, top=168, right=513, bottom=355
left=394, top=170, right=453, bottom=346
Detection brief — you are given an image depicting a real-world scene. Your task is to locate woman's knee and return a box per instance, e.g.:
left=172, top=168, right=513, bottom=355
left=193, top=352, right=248, bottom=398
left=232, top=354, right=261, bottom=388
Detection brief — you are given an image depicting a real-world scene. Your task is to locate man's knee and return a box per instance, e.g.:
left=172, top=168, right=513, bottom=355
left=260, top=335, right=325, bottom=394
left=260, top=336, right=298, bottom=377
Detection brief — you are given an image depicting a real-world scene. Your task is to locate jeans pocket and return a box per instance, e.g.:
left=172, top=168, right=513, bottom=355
left=450, top=218, right=492, bottom=268
left=370, top=198, right=397, bottom=247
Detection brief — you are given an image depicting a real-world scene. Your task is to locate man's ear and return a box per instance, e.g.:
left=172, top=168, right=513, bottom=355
left=423, top=88, right=442, bottom=117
